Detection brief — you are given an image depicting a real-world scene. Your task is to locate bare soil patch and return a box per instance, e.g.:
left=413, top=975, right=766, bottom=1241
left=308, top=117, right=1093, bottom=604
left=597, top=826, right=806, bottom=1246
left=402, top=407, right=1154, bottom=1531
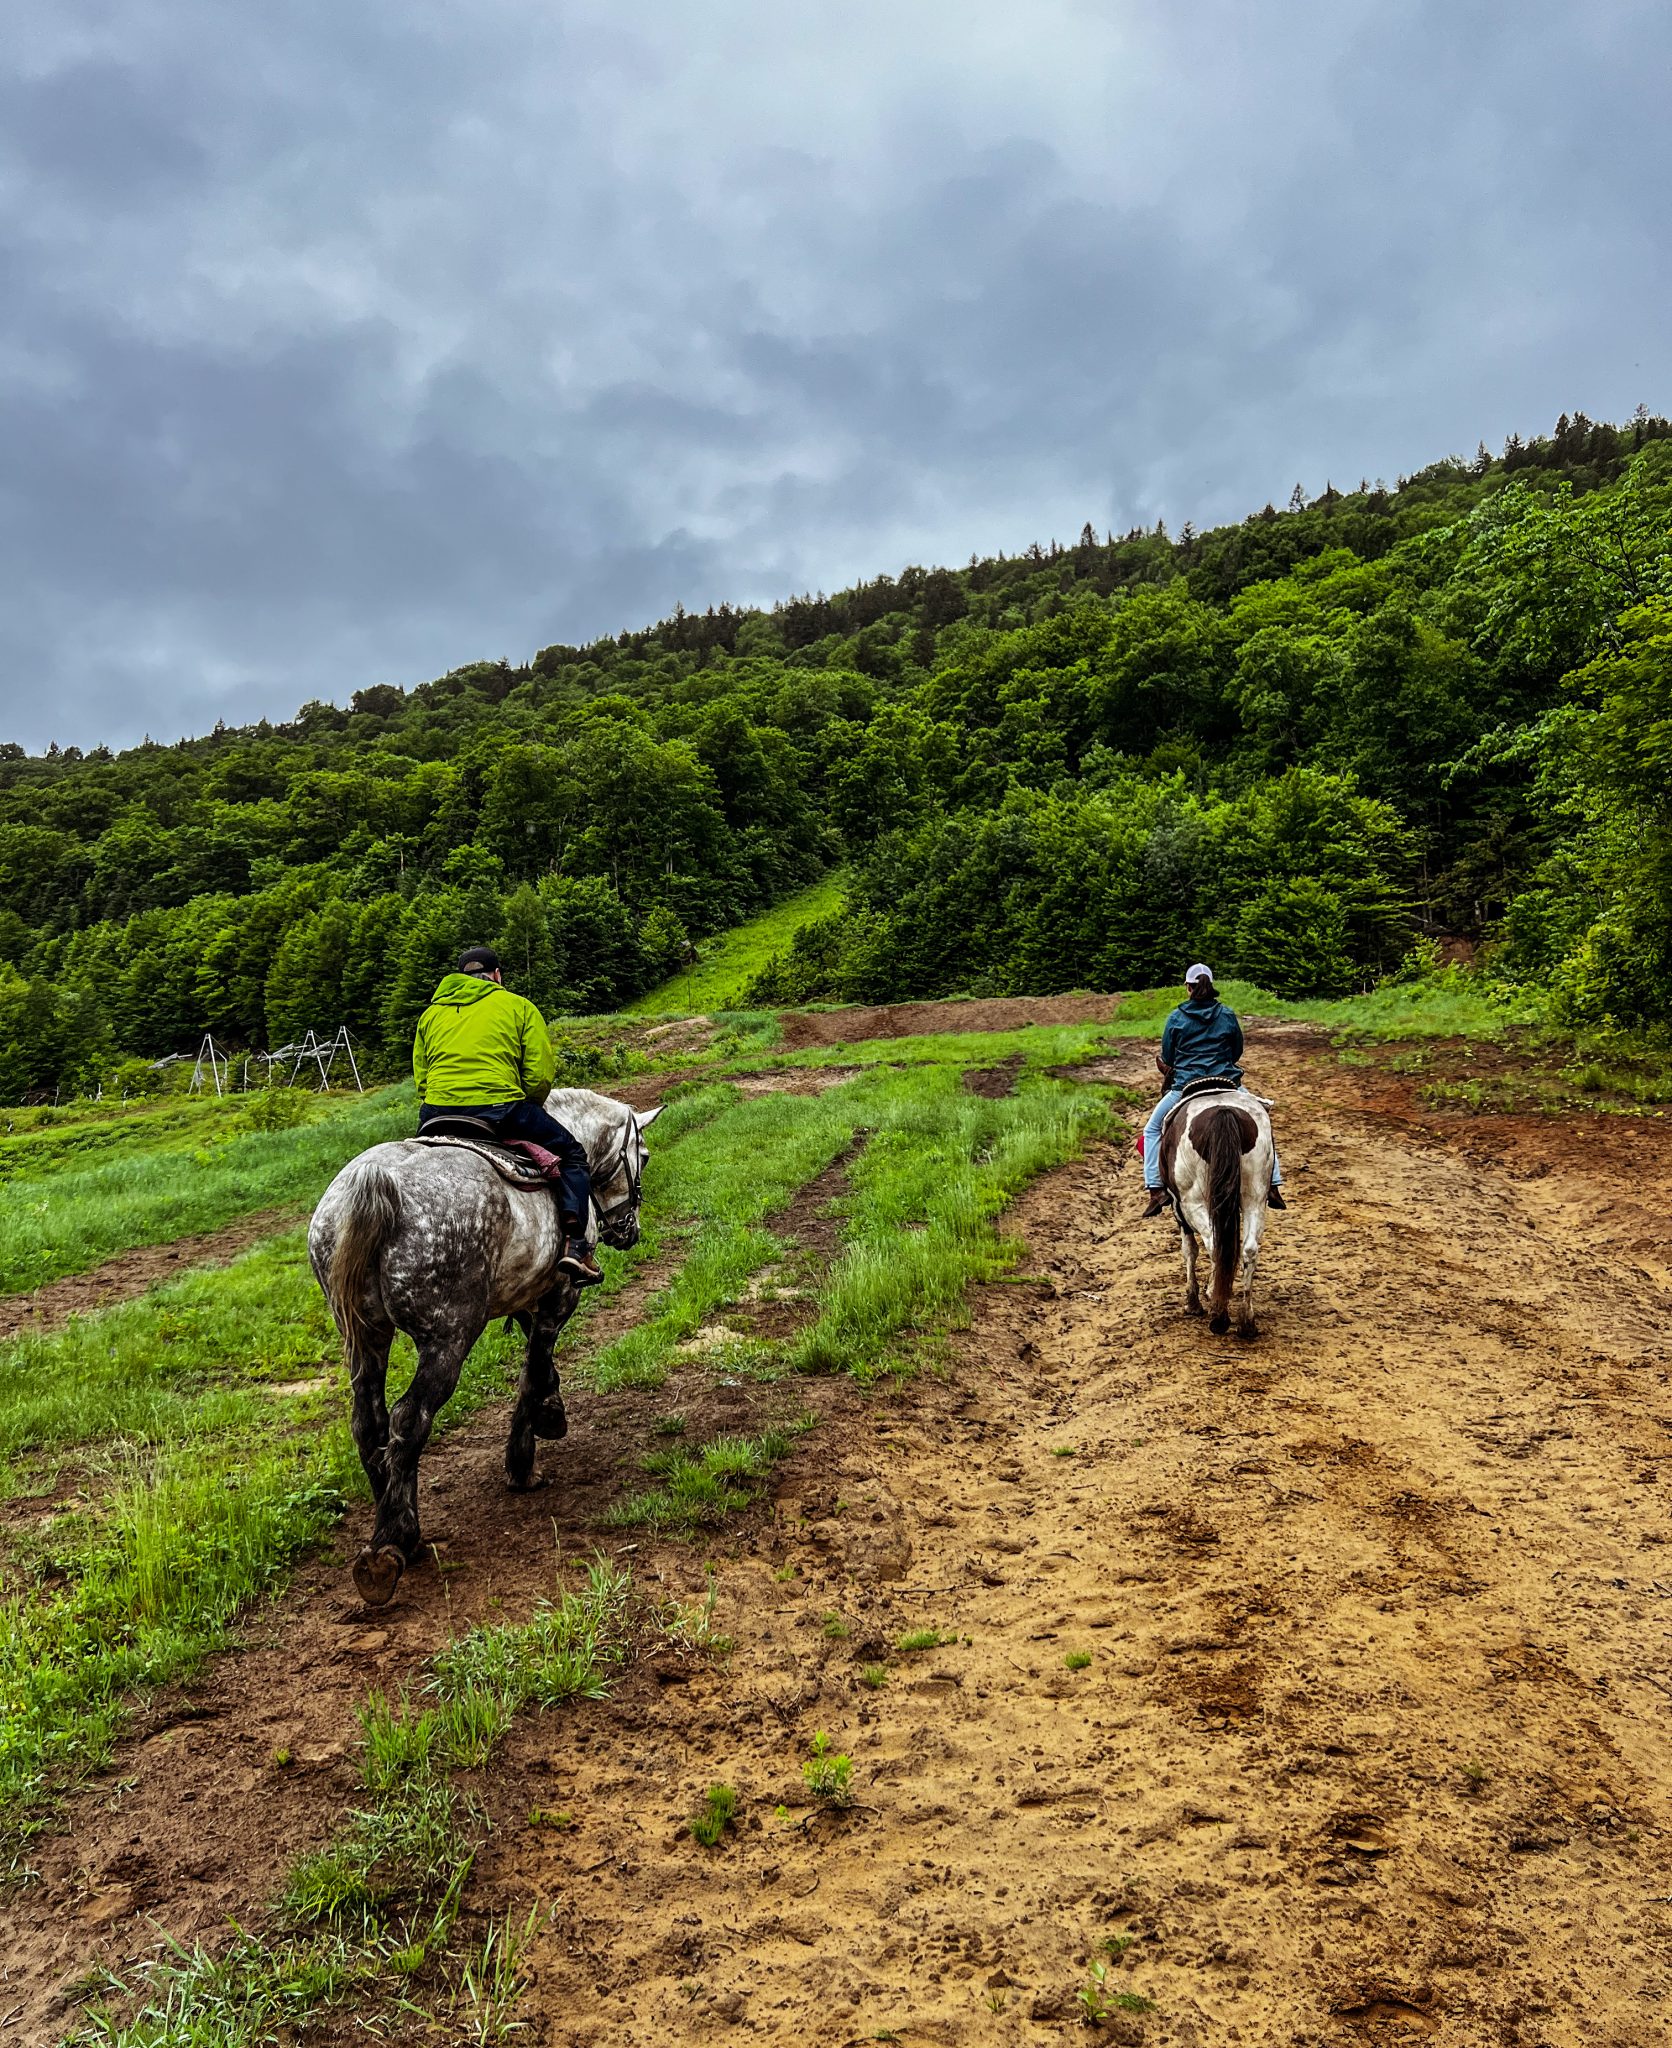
left=0, top=1206, right=303, bottom=1342
left=778, top=992, right=1122, bottom=1049
left=962, top=1053, right=1024, bottom=1098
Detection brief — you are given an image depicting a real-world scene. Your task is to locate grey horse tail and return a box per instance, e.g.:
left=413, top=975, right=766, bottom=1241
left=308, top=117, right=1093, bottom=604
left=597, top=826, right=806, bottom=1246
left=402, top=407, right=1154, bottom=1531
left=1200, top=1107, right=1246, bottom=1313
left=326, top=1159, right=400, bottom=1348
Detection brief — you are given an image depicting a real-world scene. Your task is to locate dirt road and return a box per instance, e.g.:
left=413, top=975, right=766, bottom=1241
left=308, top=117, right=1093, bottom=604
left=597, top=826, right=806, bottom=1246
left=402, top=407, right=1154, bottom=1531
left=483, top=1031, right=1672, bottom=2046
left=12, top=1025, right=1672, bottom=2045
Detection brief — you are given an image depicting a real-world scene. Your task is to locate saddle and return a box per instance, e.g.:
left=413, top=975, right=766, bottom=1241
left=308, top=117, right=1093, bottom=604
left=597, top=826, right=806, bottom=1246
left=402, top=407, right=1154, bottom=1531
left=413, top=1116, right=554, bottom=1192
left=1177, top=1072, right=1244, bottom=1101
left=1157, top=1074, right=1267, bottom=1150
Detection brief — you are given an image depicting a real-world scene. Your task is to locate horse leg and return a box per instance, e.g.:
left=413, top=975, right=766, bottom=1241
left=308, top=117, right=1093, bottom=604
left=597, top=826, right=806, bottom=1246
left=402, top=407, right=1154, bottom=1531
left=1208, top=1236, right=1232, bottom=1333
left=1180, top=1225, right=1202, bottom=1316
left=348, top=1326, right=395, bottom=1504
left=506, top=1283, right=579, bottom=1491
left=353, top=1327, right=470, bottom=1606
left=1234, top=1243, right=1259, bottom=1340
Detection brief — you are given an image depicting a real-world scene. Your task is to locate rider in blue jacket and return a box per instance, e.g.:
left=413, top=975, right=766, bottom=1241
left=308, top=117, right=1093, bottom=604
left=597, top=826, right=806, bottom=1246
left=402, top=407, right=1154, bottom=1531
left=1141, top=965, right=1285, bottom=1215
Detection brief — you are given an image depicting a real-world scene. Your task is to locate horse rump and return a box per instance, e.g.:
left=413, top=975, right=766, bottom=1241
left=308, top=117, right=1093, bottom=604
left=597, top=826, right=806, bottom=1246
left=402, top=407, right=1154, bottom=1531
left=325, top=1158, right=402, bottom=1346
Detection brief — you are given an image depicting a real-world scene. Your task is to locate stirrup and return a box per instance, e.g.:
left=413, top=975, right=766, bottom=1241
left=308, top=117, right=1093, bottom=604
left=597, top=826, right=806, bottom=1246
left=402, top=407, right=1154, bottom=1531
left=557, top=1240, right=604, bottom=1286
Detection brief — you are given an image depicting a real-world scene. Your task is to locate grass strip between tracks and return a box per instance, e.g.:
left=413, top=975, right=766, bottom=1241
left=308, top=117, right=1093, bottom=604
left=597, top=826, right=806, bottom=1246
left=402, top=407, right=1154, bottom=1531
left=586, top=1043, right=1121, bottom=1392
left=0, top=1087, right=413, bottom=1297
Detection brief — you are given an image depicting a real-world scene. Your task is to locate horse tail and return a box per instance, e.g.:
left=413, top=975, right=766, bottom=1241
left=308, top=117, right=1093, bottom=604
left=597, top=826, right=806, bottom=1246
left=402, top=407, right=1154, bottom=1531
left=326, top=1159, right=401, bottom=1350
left=1199, top=1107, right=1248, bottom=1315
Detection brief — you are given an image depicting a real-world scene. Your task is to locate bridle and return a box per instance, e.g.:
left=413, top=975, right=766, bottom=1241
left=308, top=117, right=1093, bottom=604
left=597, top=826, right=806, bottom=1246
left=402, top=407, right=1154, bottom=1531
left=592, top=1111, right=643, bottom=1233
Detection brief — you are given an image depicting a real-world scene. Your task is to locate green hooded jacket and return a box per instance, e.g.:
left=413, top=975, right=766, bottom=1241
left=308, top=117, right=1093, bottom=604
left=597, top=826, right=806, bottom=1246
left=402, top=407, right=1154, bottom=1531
left=412, top=974, right=558, bottom=1107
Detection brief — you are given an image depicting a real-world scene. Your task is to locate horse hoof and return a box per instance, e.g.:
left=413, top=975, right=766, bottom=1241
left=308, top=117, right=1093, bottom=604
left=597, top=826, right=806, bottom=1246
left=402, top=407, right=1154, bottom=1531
left=531, top=1396, right=568, bottom=1442
left=1185, top=1298, right=1204, bottom=1318
left=1236, top=1323, right=1259, bottom=1343
left=507, top=1469, right=550, bottom=1493
left=1208, top=1312, right=1231, bottom=1336
left=352, top=1546, right=406, bottom=1607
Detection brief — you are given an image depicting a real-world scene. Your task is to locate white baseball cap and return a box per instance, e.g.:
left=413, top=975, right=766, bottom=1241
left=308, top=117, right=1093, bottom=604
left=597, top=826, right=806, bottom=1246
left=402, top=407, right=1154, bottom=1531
left=1185, top=963, right=1214, bottom=985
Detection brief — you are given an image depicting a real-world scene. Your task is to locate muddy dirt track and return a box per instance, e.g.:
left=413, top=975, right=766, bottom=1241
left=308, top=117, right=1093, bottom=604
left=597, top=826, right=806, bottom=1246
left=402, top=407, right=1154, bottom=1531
left=10, top=1022, right=1672, bottom=2046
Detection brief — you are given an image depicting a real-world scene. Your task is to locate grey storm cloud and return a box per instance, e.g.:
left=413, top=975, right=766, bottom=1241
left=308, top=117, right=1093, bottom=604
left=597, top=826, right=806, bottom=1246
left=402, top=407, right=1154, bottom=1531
left=1, top=0, right=1669, bottom=749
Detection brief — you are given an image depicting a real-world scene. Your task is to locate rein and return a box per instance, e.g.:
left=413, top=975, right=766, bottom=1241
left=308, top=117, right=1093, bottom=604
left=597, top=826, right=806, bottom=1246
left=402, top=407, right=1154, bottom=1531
left=592, top=1112, right=642, bottom=1226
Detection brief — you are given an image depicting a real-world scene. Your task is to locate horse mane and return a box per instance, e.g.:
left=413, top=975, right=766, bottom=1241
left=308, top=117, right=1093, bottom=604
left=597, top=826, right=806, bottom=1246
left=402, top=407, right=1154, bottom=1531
left=1197, top=1105, right=1248, bottom=1312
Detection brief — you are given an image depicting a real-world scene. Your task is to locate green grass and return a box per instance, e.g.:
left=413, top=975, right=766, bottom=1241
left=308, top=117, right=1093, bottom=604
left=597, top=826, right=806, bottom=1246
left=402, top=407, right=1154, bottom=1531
left=688, top=1782, right=740, bottom=1848
left=0, top=1091, right=261, bottom=1186
left=896, top=1628, right=952, bottom=1653
left=787, top=1063, right=1112, bottom=1382
left=585, top=1050, right=1116, bottom=1392
left=75, top=1559, right=630, bottom=2046
left=0, top=1228, right=339, bottom=1464
left=0, top=1085, right=412, bottom=1295
left=604, top=1428, right=796, bottom=1529
left=623, top=876, right=848, bottom=1015
left=0, top=1233, right=535, bottom=1850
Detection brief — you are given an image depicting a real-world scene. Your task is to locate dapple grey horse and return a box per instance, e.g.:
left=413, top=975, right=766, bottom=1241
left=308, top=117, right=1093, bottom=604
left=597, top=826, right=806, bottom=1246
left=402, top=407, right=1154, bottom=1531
left=309, top=1088, right=661, bottom=1605
left=1158, top=1087, right=1275, bottom=1338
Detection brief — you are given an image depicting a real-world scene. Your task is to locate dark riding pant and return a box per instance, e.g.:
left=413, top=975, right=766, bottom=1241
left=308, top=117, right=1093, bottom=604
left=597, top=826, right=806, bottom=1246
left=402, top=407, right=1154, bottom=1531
left=418, top=1100, right=593, bottom=1234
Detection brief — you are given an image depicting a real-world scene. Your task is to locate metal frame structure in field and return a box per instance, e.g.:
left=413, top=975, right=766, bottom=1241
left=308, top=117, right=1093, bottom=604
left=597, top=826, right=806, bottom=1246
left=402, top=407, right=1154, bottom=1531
left=150, top=1025, right=367, bottom=1095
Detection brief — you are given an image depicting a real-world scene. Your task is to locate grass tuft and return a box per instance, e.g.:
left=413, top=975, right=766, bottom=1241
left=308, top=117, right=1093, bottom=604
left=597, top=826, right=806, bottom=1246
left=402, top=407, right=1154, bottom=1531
left=688, top=1782, right=741, bottom=1848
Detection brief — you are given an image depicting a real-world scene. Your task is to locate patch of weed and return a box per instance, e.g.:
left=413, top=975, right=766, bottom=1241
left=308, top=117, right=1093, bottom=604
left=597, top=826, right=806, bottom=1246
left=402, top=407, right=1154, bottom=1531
left=1078, top=1960, right=1156, bottom=2023
left=688, top=1783, right=741, bottom=1847
left=896, top=1627, right=952, bottom=1653
left=802, top=1731, right=854, bottom=1806
left=605, top=1429, right=794, bottom=1531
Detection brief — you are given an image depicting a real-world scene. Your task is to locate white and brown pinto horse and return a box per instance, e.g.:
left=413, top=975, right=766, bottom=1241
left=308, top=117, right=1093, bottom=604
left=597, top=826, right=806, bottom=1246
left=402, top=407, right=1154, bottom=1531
left=1158, top=1086, right=1275, bottom=1338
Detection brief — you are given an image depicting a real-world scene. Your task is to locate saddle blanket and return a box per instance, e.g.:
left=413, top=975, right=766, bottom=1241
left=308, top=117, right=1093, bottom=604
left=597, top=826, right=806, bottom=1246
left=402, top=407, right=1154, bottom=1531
left=412, top=1133, right=554, bottom=1190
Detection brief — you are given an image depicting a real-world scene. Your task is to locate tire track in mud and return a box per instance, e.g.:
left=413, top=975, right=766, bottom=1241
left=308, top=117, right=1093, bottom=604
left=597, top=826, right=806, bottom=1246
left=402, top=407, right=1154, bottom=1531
left=0, top=1207, right=304, bottom=1343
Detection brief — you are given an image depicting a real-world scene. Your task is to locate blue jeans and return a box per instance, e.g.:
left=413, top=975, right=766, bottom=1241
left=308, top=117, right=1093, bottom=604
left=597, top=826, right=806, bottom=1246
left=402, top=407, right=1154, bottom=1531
left=419, top=1100, right=592, bottom=1233
left=1143, top=1090, right=1282, bottom=1190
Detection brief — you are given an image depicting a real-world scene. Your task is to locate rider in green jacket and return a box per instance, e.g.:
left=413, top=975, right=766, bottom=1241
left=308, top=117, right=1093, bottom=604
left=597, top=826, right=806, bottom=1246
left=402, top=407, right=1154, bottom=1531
left=414, top=947, right=602, bottom=1284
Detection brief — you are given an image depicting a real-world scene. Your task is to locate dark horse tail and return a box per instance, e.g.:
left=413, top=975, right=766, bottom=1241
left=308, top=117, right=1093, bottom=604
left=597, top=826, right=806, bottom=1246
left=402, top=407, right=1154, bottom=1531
left=326, top=1159, right=401, bottom=1349
left=1198, top=1105, right=1248, bottom=1316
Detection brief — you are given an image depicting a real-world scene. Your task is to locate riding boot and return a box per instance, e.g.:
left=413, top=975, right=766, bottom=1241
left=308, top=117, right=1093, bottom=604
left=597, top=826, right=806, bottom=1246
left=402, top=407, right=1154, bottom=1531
left=558, top=1237, right=604, bottom=1285
left=1142, top=1188, right=1169, bottom=1218
left=1268, top=1186, right=1287, bottom=1210
left=552, top=1206, right=604, bottom=1285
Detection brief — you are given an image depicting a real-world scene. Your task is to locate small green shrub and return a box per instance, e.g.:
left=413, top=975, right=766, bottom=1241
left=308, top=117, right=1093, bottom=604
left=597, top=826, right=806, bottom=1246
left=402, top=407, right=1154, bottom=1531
left=802, top=1731, right=853, bottom=1806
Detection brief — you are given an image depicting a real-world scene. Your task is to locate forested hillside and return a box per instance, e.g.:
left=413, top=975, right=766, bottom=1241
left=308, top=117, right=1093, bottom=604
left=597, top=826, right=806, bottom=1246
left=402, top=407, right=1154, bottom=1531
left=2, top=410, right=1670, bottom=1099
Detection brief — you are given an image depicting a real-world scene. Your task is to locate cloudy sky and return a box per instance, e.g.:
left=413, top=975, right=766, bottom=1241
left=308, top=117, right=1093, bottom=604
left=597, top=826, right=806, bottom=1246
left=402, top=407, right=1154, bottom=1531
left=3, top=0, right=1668, bottom=751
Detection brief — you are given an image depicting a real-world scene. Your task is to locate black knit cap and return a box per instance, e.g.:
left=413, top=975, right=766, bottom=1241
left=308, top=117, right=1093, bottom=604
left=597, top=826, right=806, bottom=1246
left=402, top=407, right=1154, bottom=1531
left=458, top=944, right=500, bottom=975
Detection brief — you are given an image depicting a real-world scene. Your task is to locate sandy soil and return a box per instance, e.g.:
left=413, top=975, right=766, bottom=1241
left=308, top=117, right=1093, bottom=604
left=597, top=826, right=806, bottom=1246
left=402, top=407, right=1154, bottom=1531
left=11, top=1024, right=1672, bottom=2046
left=0, top=1206, right=304, bottom=1343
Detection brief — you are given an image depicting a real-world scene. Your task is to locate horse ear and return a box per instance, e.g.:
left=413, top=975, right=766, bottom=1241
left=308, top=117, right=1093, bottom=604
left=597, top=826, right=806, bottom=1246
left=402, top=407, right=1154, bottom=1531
left=635, top=1105, right=664, bottom=1131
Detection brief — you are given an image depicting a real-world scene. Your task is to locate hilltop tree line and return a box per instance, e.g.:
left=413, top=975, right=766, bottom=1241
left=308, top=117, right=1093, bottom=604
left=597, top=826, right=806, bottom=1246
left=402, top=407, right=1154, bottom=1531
left=1, top=409, right=1670, bottom=1100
